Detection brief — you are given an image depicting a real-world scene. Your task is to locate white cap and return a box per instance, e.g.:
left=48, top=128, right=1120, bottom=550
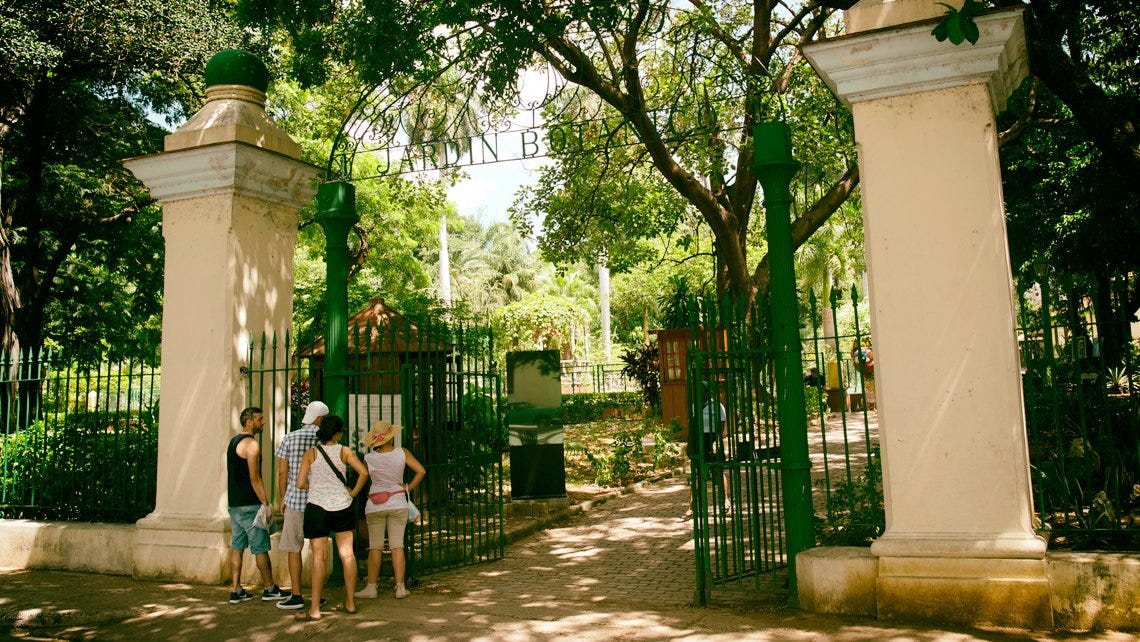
left=301, top=401, right=329, bottom=424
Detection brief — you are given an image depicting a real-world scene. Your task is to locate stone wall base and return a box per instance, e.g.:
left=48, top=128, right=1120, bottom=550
left=876, top=556, right=1053, bottom=629
left=0, top=517, right=332, bottom=589
left=797, top=546, right=877, bottom=615
left=0, top=520, right=134, bottom=575
left=798, top=546, right=1140, bottom=632
left=133, top=514, right=233, bottom=583
left=1048, top=551, right=1140, bottom=631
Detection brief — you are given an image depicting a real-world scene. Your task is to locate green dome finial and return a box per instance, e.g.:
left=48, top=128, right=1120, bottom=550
left=204, top=49, right=269, bottom=93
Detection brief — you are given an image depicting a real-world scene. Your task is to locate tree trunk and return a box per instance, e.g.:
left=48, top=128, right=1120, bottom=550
left=6, top=82, right=53, bottom=428
left=0, top=151, right=21, bottom=432
left=1023, top=4, right=1140, bottom=197
left=1091, top=271, right=1128, bottom=373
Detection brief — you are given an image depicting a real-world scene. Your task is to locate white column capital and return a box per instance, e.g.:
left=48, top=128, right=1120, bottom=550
left=803, top=8, right=1028, bottom=112
left=123, top=142, right=321, bottom=210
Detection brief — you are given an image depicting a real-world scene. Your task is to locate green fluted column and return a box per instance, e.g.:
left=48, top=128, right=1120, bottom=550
left=753, top=121, right=813, bottom=605
left=316, top=181, right=358, bottom=421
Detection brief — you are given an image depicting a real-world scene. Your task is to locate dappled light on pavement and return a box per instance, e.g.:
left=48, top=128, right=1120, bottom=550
left=428, top=478, right=696, bottom=610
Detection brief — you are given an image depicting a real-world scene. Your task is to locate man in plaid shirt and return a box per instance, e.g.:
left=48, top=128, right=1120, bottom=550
left=273, top=400, right=328, bottom=610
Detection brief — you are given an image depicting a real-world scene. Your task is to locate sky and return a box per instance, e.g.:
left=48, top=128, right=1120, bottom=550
left=445, top=159, right=546, bottom=225
left=445, top=67, right=553, bottom=225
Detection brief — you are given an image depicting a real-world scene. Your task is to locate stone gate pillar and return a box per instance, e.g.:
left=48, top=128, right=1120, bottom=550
left=123, top=50, right=320, bottom=582
left=803, top=1, right=1051, bottom=628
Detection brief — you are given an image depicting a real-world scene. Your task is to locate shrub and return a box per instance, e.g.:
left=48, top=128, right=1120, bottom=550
left=561, top=392, right=646, bottom=424
left=447, top=383, right=507, bottom=493
left=0, top=408, right=158, bottom=522
left=620, top=343, right=661, bottom=409
left=816, top=445, right=884, bottom=546
left=565, top=418, right=685, bottom=487
left=804, top=383, right=828, bottom=421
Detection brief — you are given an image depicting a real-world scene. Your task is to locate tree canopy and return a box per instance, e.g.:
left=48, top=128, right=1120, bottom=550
left=1005, top=0, right=1140, bottom=193
left=236, top=0, right=861, bottom=301
left=0, top=0, right=239, bottom=362
left=0, top=0, right=1133, bottom=371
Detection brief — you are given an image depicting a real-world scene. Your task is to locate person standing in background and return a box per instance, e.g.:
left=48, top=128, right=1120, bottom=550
left=355, top=420, right=426, bottom=600
left=293, top=415, right=368, bottom=621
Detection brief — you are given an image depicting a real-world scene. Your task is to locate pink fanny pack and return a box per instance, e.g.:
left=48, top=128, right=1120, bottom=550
left=368, top=489, right=405, bottom=504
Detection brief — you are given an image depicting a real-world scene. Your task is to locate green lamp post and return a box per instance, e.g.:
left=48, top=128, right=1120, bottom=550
left=315, top=180, right=358, bottom=582
left=315, top=181, right=359, bottom=421
left=753, top=120, right=814, bottom=606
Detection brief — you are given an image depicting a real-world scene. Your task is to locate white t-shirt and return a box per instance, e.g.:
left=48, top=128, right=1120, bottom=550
left=702, top=402, right=726, bottom=434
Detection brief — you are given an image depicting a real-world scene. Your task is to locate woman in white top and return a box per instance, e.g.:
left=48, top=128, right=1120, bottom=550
left=295, top=415, right=368, bottom=620
left=354, top=420, right=425, bottom=600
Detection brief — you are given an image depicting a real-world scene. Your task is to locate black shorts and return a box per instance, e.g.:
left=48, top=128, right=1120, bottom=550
left=303, top=502, right=356, bottom=538
left=687, top=432, right=720, bottom=462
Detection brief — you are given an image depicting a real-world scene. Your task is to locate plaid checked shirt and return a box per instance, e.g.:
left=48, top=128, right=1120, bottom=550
left=275, top=423, right=319, bottom=511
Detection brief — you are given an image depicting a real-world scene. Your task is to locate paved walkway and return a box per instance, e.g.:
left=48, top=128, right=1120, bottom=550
left=427, top=477, right=700, bottom=610
left=1, top=475, right=1129, bottom=641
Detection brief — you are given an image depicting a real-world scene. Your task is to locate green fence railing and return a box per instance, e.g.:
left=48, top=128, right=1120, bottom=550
left=801, top=274, right=1139, bottom=551
left=242, top=330, right=312, bottom=509
left=0, top=350, right=160, bottom=522
left=4, top=273, right=1134, bottom=557
left=682, top=294, right=787, bottom=601
left=1018, top=270, right=1140, bottom=549
left=804, top=286, right=883, bottom=547
left=245, top=306, right=505, bottom=579
left=559, top=362, right=638, bottom=394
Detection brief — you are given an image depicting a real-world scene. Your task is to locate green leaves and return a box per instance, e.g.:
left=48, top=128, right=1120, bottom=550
left=493, top=292, right=590, bottom=360
left=1, top=0, right=243, bottom=359
left=931, top=0, right=987, bottom=46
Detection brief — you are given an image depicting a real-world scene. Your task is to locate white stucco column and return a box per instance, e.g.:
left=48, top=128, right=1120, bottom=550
left=123, top=52, right=320, bottom=583
left=803, top=1, right=1052, bottom=628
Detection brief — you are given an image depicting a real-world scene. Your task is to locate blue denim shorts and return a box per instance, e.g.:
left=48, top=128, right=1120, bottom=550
left=229, top=505, right=270, bottom=554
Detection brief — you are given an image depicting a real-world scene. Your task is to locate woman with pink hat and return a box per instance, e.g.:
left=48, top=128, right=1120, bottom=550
left=354, top=420, right=425, bottom=599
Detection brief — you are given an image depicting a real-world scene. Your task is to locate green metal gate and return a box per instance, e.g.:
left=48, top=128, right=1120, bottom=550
left=685, top=297, right=787, bottom=603
left=397, top=365, right=505, bottom=575
left=333, top=311, right=505, bottom=577
left=246, top=309, right=505, bottom=578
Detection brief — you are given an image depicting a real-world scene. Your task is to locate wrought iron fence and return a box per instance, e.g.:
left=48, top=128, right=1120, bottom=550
left=801, top=275, right=1139, bottom=550
left=803, top=287, right=883, bottom=547
left=559, top=362, right=638, bottom=394
left=242, top=330, right=311, bottom=508
left=1017, top=271, right=1140, bottom=549
left=0, top=350, right=160, bottom=522
left=668, top=286, right=882, bottom=602
left=5, top=273, right=1131, bottom=560
left=682, top=294, right=787, bottom=600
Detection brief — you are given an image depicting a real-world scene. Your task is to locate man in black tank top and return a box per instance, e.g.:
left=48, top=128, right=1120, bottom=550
left=227, top=406, right=287, bottom=604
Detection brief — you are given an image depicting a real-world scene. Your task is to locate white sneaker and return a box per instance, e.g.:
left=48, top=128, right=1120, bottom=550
left=354, top=584, right=378, bottom=599
left=395, top=585, right=408, bottom=599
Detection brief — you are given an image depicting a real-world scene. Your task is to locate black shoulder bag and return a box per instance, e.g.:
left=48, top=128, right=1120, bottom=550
left=315, top=444, right=351, bottom=491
